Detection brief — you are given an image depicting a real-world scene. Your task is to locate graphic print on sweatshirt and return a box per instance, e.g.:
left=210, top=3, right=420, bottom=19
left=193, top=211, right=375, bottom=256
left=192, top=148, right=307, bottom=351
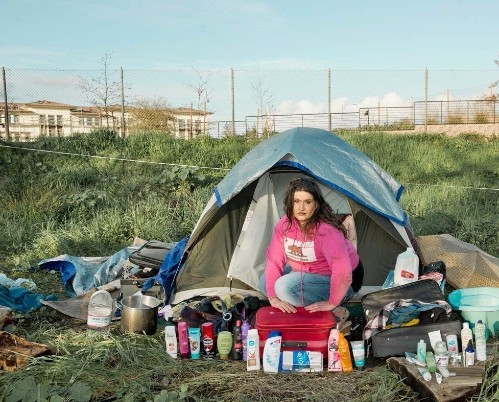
left=284, top=237, right=317, bottom=263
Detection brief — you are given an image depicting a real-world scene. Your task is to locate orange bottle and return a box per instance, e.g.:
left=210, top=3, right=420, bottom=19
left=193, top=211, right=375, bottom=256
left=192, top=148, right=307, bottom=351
left=338, top=332, right=353, bottom=372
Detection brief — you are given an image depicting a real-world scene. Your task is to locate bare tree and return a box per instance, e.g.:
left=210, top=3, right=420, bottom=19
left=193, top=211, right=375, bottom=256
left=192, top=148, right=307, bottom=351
left=250, top=75, right=276, bottom=137
left=80, top=52, right=121, bottom=129
left=186, top=68, right=210, bottom=110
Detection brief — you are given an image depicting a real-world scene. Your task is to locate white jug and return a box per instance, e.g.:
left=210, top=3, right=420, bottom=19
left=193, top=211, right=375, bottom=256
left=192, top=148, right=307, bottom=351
left=393, top=247, right=419, bottom=286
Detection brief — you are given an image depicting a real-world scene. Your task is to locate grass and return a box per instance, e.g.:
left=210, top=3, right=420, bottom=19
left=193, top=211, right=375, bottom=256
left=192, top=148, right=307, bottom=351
left=0, top=129, right=498, bottom=401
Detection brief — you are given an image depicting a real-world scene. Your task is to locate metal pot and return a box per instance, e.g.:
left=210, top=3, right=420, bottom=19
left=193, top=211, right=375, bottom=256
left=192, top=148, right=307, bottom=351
left=120, top=294, right=163, bottom=335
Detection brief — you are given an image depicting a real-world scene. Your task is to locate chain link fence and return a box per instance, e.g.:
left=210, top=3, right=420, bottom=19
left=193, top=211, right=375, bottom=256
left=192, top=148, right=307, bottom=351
left=1, top=67, right=497, bottom=140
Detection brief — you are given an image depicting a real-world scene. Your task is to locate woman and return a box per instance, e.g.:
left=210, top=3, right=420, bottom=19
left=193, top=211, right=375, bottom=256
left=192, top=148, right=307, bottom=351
left=259, top=177, right=363, bottom=313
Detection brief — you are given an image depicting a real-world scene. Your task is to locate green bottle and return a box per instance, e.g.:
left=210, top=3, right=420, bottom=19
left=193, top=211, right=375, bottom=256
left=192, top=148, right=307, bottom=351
left=425, top=351, right=436, bottom=374
left=217, top=331, right=233, bottom=360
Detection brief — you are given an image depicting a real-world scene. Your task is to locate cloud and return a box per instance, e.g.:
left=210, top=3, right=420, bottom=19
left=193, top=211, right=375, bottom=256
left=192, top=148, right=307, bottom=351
left=276, top=99, right=327, bottom=115
left=0, top=47, right=66, bottom=67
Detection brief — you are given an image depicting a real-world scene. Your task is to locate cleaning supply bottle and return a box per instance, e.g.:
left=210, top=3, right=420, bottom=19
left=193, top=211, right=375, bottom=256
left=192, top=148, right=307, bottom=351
left=241, top=320, right=251, bottom=361
left=338, top=332, right=353, bottom=372
left=327, top=326, right=342, bottom=372
left=393, top=247, right=419, bottom=286
left=416, top=339, right=426, bottom=365
left=461, top=322, right=473, bottom=354
left=87, top=289, right=113, bottom=331
left=217, top=331, right=233, bottom=360
left=434, top=341, right=449, bottom=367
left=232, top=320, right=243, bottom=360
left=474, top=320, right=487, bottom=361
left=464, top=340, right=475, bottom=367
left=246, top=329, right=261, bottom=371
left=263, top=331, right=282, bottom=373
left=425, top=351, right=436, bottom=374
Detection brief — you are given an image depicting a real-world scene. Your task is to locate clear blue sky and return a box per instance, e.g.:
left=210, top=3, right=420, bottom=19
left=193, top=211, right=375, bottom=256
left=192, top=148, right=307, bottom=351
left=2, top=0, right=498, bottom=70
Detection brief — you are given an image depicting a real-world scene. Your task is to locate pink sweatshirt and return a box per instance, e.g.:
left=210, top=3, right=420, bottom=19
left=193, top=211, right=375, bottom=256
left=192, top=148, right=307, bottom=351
left=265, top=215, right=360, bottom=306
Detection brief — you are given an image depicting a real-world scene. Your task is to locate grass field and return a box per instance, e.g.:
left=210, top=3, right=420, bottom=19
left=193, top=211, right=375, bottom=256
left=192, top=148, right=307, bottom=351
left=0, top=129, right=497, bottom=401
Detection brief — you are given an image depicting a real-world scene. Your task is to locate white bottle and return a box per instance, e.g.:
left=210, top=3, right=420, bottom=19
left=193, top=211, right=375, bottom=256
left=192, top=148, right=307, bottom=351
left=393, top=247, right=419, bottom=286
left=474, top=320, right=487, bottom=361
left=87, top=289, right=113, bottom=331
left=460, top=322, right=473, bottom=354
left=246, top=329, right=261, bottom=371
left=445, top=334, right=459, bottom=357
left=434, top=341, right=449, bottom=367
left=328, top=326, right=342, bottom=371
left=262, top=331, right=282, bottom=373
left=165, top=326, right=178, bottom=358
left=416, top=339, right=427, bottom=365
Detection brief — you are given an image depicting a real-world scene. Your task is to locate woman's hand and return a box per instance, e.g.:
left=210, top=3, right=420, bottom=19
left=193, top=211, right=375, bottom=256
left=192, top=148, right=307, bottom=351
left=269, top=297, right=297, bottom=313
left=304, top=301, right=336, bottom=313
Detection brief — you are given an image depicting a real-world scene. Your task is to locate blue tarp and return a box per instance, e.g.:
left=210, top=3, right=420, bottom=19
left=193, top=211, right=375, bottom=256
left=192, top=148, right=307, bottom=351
left=0, top=284, right=57, bottom=313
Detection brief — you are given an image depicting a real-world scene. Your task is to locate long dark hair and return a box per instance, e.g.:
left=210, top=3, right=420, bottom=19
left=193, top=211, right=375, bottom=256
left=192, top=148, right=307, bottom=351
left=283, top=177, right=347, bottom=238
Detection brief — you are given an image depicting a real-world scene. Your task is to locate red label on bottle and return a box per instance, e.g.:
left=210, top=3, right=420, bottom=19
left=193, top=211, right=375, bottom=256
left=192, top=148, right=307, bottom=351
left=401, top=270, right=415, bottom=279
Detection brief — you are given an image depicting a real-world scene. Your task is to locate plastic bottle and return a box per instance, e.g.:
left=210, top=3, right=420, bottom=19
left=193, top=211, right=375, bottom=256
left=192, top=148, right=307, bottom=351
left=434, top=341, right=449, bottom=367
left=416, top=339, right=426, bottom=365
left=465, top=340, right=475, bottom=367
left=393, top=247, right=419, bottom=286
left=246, top=329, right=261, bottom=371
left=217, top=331, right=233, bottom=360
left=232, top=320, right=243, bottom=360
left=165, top=325, right=178, bottom=358
left=263, top=331, right=282, bottom=373
left=87, top=289, right=113, bottom=331
left=177, top=321, right=190, bottom=359
left=445, top=334, right=459, bottom=357
left=474, top=320, right=487, bottom=361
left=425, top=351, right=436, bottom=374
left=338, top=332, right=353, bottom=372
left=461, top=322, right=473, bottom=354
left=241, top=320, right=251, bottom=361
left=327, top=326, right=342, bottom=372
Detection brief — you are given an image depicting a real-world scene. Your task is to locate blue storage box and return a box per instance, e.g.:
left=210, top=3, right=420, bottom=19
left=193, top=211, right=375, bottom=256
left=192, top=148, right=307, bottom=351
left=448, top=287, right=499, bottom=337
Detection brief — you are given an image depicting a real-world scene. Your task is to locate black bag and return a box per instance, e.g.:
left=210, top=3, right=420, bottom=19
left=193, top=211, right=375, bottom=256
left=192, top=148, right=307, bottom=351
left=361, top=279, right=462, bottom=358
left=129, top=240, right=173, bottom=272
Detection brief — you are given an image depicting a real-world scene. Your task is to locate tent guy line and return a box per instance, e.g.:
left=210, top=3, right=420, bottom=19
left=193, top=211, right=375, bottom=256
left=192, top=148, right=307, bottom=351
left=1, top=143, right=497, bottom=192
left=0, top=143, right=231, bottom=172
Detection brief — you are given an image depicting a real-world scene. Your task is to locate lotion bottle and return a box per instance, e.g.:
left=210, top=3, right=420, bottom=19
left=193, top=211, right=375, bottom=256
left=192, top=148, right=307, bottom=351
left=263, top=331, right=282, bottom=373
left=217, top=331, right=233, bottom=360
left=338, top=332, right=353, bottom=372
left=327, top=326, right=342, bottom=372
left=246, top=329, right=261, bottom=371
left=165, top=325, right=178, bottom=358
left=461, top=322, right=473, bottom=354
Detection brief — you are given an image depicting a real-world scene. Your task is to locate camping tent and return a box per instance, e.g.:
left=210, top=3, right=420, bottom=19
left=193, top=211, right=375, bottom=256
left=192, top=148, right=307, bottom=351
left=171, top=127, right=418, bottom=303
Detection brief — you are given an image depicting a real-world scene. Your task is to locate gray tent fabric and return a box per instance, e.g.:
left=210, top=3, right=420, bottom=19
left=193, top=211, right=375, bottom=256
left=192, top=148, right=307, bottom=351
left=172, top=127, right=417, bottom=304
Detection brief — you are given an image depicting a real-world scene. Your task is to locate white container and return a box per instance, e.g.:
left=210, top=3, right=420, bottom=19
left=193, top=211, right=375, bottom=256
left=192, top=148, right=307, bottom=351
left=445, top=334, right=459, bottom=357
left=461, top=322, right=473, bottom=353
left=87, top=289, right=113, bottom=330
left=474, top=320, right=487, bottom=361
left=327, top=327, right=342, bottom=371
left=246, top=329, right=261, bottom=371
left=165, top=326, right=178, bottom=358
left=393, top=247, right=419, bottom=286
left=417, top=339, right=427, bottom=364
left=434, top=341, right=449, bottom=367
left=262, top=330, right=281, bottom=373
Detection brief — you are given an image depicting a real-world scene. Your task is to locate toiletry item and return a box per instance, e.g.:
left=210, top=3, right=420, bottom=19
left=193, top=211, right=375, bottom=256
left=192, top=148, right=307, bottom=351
left=417, top=367, right=431, bottom=381
left=232, top=320, right=243, bottom=360
left=338, top=332, right=353, bottom=372
left=263, top=331, right=282, bottom=373
left=425, top=351, right=436, bottom=374
left=246, top=329, right=261, bottom=371
left=437, top=366, right=450, bottom=378
left=474, top=320, right=487, bottom=362
left=327, top=326, right=342, bottom=372
left=177, top=321, right=190, bottom=359
left=217, top=331, right=233, bottom=360
left=165, top=325, right=178, bottom=358
left=393, top=247, right=419, bottom=285
left=350, top=340, right=365, bottom=368
left=461, top=322, right=473, bottom=354
left=417, top=339, right=426, bottom=364
left=201, top=322, right=215, bottom=359
left=435, top=372, right=443, bottom=384
left=188, top=327, right=201, bottom=359
left=404, top=352, right=426, bottom=367
left=465, top=340, right=475, bottom=367
left=434, top=341, right=449, bottom=367
left=445, top=334, right=458, bottom=357
left=428, top=329, right=443, bottom=351
left=241, top=320, right=251, bottom=361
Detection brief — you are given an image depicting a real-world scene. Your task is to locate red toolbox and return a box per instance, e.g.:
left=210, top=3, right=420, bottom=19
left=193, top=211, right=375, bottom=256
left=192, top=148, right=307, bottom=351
left=255, top=306, right=336, bottom=356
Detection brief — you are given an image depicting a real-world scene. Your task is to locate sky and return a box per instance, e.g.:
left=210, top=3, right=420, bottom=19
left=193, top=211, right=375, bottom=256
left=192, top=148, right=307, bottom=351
left=1, top=0, right=498, bottom=120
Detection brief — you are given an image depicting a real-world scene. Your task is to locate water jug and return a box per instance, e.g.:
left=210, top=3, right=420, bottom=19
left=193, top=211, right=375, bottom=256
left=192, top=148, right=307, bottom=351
left=393, top=247, right=419, bottom=286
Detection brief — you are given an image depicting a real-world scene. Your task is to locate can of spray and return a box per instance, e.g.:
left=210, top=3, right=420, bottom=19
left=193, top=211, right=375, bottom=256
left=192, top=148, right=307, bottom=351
left=201, top=322, right=216, bottom=359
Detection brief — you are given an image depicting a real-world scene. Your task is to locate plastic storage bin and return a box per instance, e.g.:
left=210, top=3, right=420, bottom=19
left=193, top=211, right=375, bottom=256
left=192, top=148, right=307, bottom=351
left=448, top=287, right=499, bottom=337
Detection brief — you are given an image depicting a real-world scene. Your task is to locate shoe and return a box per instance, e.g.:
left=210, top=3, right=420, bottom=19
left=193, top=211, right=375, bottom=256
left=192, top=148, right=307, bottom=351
left=340, top=320, right=352, bottom=337
left=333, top=306, right=350, bottom=329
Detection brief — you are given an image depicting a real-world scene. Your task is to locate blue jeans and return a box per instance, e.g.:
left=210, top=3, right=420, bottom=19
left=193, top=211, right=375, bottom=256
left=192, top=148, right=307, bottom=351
left=258, top=266, right=354, bottom=307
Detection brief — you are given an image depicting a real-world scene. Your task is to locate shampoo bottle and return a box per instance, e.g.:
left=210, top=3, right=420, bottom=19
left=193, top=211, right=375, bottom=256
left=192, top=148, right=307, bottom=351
left=165, top=325, right=178, bottom=358
left=327, top=326, right=342, bottom=372
left=217, top=331, right=233, bottom=360
left=246, top=328, right=261, bottom=371
left=338, top=332, right=353, bottom=372
left=263, top=331, right=282, bottom=373
left=461, top=322, right=473, bottom=353
left=177, top=321, right=190, bottom=359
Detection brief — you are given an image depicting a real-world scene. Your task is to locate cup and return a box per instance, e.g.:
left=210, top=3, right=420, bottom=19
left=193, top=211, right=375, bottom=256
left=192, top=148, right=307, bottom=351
left=350, top=340, right=365, bottom=368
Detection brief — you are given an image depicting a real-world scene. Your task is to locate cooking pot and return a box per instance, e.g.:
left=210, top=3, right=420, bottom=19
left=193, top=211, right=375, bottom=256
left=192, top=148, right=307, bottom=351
left=120, top=294, right=163, bottom=335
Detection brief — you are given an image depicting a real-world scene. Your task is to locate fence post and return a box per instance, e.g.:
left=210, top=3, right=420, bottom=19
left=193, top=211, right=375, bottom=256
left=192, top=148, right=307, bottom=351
left=231, top=67, right=235, bottom=135
left=120, top=67, right=126, bottom=138
left=2, top=67, right=10, bottom=140
left=328, top=68, right=332, bottom=132
left=424, top=68, right=428, bottom=134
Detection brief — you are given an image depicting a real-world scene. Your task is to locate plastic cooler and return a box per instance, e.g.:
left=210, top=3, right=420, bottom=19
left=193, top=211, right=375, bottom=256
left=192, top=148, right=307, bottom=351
left=254, top=306, right=336, bottom=356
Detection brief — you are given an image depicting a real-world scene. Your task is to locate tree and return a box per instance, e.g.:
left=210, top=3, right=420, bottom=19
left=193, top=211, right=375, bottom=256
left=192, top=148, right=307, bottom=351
left=250, top=75, right=276, bottom=137
left=80, top=52, right=121, bottom=130
left=186, top=68, right=211, bottom=111
left=128, top=97, right=176, bottom=134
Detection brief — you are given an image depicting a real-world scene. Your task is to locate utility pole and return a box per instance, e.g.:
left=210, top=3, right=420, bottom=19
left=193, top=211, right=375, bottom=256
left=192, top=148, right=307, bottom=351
left=120, top=67, right=126, bottom=138
left=328, top=68, right=332, bottom=132
left=231, top=67, right=235, bottom=136
left=2, top=67, right=10, bottom=140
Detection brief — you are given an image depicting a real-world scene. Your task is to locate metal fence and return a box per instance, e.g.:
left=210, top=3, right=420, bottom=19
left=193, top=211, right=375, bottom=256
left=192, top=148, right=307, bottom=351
left=1, top=66, right=498, bottom=139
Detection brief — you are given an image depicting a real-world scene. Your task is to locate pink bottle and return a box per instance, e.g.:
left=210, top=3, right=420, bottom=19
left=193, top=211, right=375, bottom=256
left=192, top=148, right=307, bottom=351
left=327, top=326, right=342, bottom=372
left=177, top=321, right=190, bottom=359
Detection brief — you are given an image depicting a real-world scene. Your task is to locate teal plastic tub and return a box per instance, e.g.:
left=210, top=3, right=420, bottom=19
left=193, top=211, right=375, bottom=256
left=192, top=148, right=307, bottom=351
left=448, top=287, right=499, bottom=337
